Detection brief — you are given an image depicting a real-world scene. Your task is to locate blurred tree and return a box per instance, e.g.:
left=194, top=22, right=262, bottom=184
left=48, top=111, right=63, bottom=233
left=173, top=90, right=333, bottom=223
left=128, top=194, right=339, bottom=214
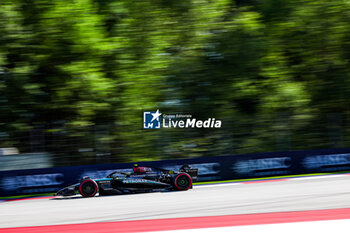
left=1, top=0, right=350, bottom=165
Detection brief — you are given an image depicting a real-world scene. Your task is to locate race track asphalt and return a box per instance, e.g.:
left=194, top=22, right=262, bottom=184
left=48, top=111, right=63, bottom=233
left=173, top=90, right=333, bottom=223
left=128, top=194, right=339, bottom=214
left=1, top=174, right=350, bottom=228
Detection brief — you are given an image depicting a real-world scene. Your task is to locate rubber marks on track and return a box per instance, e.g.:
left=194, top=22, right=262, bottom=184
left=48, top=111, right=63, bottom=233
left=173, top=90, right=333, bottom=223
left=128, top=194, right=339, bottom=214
left=1, top=208, right=350, bottom=233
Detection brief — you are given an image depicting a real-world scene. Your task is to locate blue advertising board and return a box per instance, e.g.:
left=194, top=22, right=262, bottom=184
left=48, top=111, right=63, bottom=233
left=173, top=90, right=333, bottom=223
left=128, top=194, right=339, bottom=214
left=1, top=148, right=350, bottom=196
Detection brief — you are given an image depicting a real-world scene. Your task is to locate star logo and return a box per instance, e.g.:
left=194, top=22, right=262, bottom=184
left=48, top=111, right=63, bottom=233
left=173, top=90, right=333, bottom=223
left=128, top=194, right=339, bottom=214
left=150, top=109, right=162, bottom=122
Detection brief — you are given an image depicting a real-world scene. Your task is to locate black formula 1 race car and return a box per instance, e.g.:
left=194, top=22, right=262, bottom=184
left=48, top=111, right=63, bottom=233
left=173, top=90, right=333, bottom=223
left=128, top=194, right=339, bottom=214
left=55, top=165, right=198, bottom=197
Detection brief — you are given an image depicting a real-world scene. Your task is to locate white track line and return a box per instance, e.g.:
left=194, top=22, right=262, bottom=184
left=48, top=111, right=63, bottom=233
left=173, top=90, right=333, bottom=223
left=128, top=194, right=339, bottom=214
left=292, top=174, right=348, bottom=181
left=194, top=173, right=349, bottom=188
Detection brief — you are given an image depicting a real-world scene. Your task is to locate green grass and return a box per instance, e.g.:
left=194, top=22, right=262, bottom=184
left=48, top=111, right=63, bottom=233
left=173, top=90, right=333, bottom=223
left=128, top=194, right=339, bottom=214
left=0, top=192, right=55, bottom=200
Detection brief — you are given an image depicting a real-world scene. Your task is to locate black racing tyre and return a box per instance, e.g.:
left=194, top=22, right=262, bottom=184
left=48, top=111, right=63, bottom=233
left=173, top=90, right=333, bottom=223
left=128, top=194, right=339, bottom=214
left=173, top=173, right=192, bottom=191
left=79, top=179, right=98, bottom=197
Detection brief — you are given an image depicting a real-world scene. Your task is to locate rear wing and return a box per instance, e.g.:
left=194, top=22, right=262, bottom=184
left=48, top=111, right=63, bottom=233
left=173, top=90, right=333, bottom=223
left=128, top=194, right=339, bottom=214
left=180, top=165, right=198, bottom=182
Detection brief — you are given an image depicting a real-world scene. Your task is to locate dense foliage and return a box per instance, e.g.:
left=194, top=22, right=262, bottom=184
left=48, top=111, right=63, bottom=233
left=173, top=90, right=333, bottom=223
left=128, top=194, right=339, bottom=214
left=1, top=0, right=350, bottom=165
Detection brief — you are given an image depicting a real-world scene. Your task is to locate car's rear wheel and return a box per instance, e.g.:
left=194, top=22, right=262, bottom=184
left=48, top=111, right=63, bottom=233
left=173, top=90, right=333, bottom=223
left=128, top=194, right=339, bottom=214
left=174, top=173, right=192, bottom=191
left=79, top=179, right=98, bottom=197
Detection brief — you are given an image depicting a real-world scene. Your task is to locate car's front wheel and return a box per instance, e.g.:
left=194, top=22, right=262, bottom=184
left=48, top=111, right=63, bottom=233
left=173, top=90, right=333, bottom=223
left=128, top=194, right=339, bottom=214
left=79, top=179, right=98, bottom=197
